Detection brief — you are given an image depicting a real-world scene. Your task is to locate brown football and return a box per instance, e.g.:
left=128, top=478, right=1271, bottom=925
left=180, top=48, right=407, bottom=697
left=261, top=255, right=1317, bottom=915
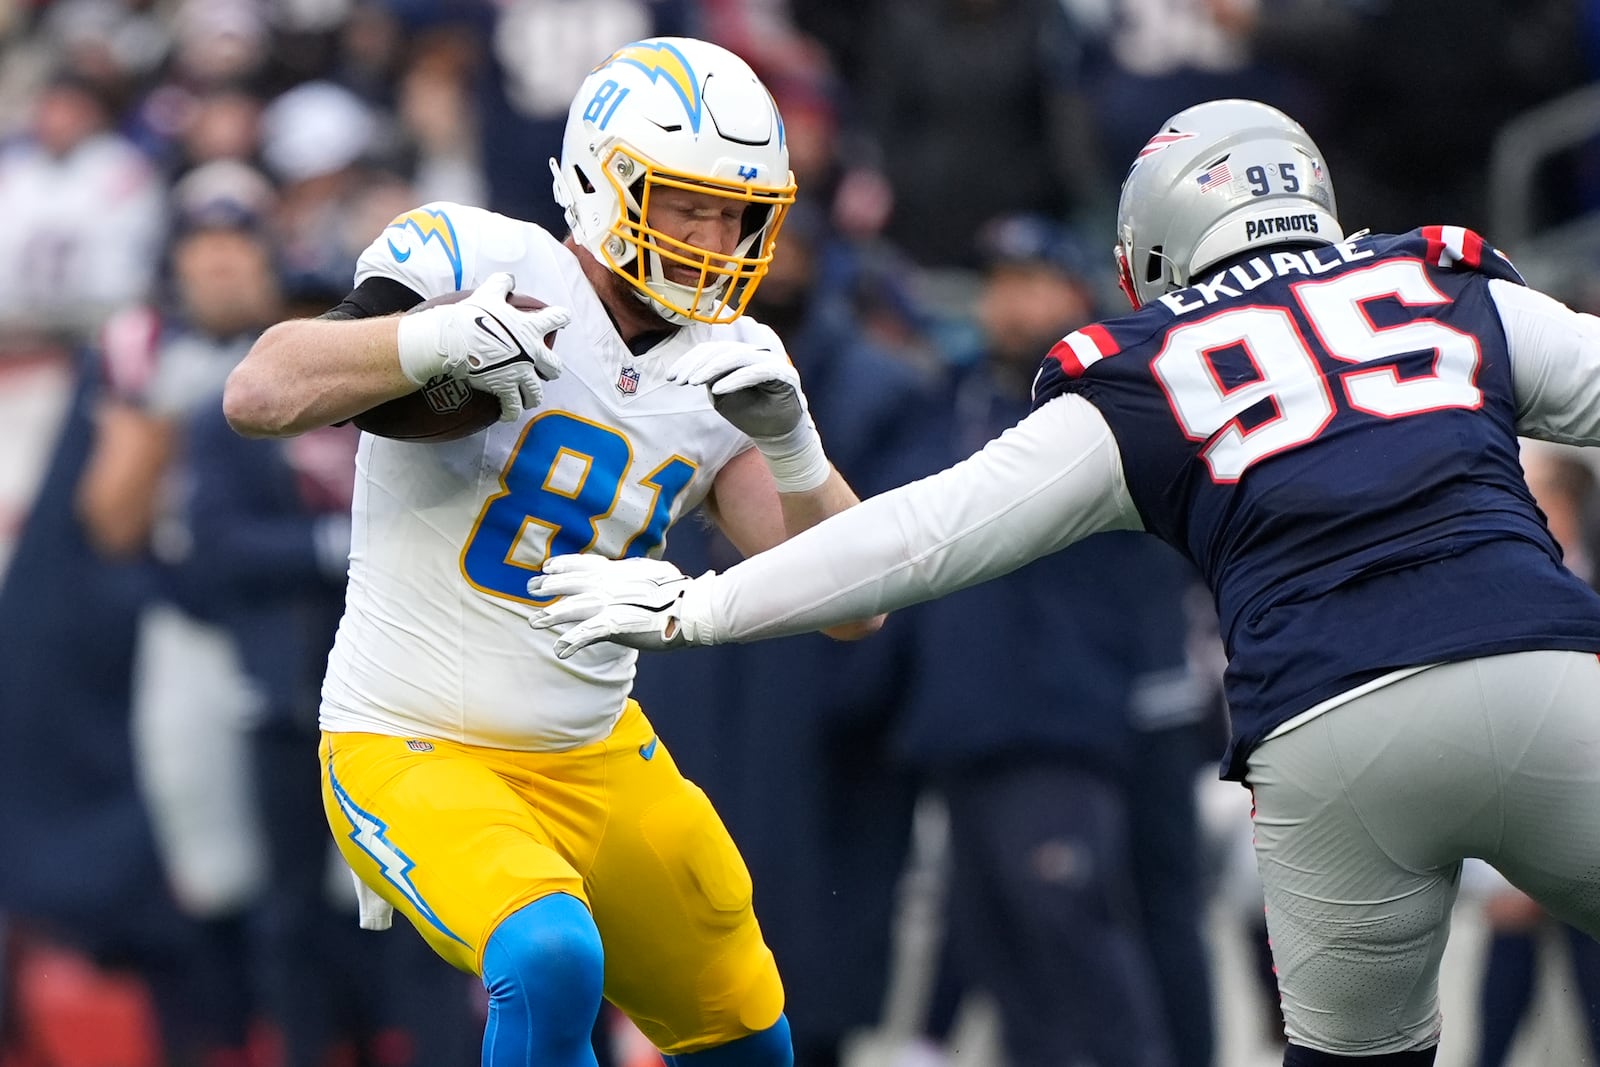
left=352, top=291, right=559, bottom=443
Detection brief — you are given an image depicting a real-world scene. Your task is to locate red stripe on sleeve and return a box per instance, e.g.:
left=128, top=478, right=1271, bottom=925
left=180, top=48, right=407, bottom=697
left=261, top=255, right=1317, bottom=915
left=1046, top=337, right=1086, bottom=377
left=1421, top=225, right=1445, bottom=267
left=1083, top=323, right=1119, bottom=357
left=1461, top=229, right=1484, bottom=268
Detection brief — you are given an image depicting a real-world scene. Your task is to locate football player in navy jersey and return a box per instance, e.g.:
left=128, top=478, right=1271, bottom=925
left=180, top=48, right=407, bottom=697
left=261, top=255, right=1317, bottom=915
left=528, top=99, right=1600, bottom=1067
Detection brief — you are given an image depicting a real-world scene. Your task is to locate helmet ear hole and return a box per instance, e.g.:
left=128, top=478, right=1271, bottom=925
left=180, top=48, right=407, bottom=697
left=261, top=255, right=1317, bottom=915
left=1145, top=245, right=1165, bottom=284
left=738, top=203, right=768, bottom=242
left=573, top=165, right=595, bottom=195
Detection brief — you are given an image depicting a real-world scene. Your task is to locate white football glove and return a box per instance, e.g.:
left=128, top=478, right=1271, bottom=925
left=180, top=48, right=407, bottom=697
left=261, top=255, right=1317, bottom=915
left=669, top=340, right=831, bottom=492
left=526, top=555, right=718, bottom=659
left=396, top=272, right=570, bottom=422
left=670, top=340, right=806, bottom=437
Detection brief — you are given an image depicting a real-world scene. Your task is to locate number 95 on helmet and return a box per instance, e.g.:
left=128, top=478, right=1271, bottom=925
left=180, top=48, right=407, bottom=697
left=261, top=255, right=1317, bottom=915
left=1115, top=99, right=1343, bottom=309
left=550, top=37, right=796, bottom=326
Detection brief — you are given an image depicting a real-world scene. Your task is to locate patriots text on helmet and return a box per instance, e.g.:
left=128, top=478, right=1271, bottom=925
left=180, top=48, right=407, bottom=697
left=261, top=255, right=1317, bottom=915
left=1244, top=213, right=1321, bottom=241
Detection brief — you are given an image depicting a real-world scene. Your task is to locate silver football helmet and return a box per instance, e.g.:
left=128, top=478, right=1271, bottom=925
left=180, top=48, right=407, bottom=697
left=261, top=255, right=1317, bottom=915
left=551, top=37, right=795, bottom=325
left=1114, top=99, right=1342, bottom=308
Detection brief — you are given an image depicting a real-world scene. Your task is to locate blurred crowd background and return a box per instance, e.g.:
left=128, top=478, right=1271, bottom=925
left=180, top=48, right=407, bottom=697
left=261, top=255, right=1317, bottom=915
left=3, top=1, right=1600, bottom=1066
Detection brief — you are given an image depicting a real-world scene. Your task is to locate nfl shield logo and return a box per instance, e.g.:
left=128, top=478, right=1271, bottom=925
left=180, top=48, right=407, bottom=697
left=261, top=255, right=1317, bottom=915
left=406, top=739, right=434, bottom=753
left=616, top=366, right=640, bottom=395
left=420, top=375, right=473, bottom=414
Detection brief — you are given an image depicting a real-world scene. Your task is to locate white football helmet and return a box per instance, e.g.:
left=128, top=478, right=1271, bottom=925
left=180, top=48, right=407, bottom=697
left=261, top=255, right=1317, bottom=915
left=1115, top=99, right=1342, bottom=308
left=551, top=37, right=796, bottom=325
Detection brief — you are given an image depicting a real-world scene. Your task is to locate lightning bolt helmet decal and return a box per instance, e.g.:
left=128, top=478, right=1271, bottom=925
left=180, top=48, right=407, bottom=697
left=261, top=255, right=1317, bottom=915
left=597, top=40, right=703, bottom=133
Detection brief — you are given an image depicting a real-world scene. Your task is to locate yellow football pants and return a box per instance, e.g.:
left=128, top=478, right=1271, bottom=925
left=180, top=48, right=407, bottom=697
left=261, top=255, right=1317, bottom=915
left=320, top=700, right=785, bottom=1055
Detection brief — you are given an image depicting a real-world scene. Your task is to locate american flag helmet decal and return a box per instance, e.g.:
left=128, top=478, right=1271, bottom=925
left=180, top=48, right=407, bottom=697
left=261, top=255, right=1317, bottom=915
left=1196, top=160, right=1233, bottom=192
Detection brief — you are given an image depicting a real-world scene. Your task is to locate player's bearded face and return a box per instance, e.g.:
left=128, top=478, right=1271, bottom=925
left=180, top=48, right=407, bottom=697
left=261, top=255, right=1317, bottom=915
left=587, top=140, right=796, bottom=325
left=642, top=187, right=747, bottom=285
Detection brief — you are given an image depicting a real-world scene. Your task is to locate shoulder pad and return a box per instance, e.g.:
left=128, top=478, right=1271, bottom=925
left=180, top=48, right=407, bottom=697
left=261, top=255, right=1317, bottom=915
left=356, top=202, right=482, bottom=296
left=1389, top=226, right=1526, bottom=286
left=1044, top=323, right=1121, bottom=379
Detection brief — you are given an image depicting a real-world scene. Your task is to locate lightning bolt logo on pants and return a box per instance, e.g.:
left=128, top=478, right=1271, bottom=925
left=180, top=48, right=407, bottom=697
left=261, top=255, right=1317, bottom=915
left=329, top=766, right=466, bottom=945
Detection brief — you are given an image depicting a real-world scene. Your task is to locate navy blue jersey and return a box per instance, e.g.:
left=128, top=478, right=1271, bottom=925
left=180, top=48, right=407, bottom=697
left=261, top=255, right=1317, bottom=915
left=1033, top=227, right=1600, bottom=779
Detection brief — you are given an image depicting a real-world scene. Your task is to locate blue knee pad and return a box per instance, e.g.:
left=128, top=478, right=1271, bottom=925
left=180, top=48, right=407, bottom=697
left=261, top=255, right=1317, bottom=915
left=664, top=1014, right=792, bottom=1067
left=481, top=892, right=604, bottom=1067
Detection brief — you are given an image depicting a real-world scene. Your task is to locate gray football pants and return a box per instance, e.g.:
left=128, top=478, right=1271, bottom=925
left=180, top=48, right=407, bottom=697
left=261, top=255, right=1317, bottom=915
left=1246, top=649, right=1600, bottom=1055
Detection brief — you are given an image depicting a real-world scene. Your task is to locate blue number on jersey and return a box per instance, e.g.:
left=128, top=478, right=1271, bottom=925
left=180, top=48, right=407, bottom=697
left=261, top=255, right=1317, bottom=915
left=461, top=412, right=696, bottom=603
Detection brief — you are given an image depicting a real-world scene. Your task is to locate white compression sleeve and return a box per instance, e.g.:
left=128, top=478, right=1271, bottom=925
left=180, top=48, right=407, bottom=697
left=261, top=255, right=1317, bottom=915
left=1494, top=278, right=1600, bottom=446
left=698, top=394, right=1143, bottom=642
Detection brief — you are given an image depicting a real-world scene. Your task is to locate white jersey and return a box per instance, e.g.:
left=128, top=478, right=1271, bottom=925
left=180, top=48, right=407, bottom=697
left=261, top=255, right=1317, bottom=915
left=320, top=202, right=768, bottom=749
left=0, top=133, right=165, bottom=337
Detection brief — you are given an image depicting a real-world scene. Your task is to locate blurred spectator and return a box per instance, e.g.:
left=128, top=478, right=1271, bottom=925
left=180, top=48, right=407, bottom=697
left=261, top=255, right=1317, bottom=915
left=0, top=71, right=165, bottom=340
left=172, top=157, right=277, bottom=221
left=1209, top=0, right=1584, bottom=235
left=123, top=0, right=274, bottom=174
left=478, top=0, right=697, bottom=234
left=334, top=1, right=406, bottom=107
left=394, top=29, right=487, bottom=205
left=891, top=215, right=1218, bottom=1067
left=855, top=0, right=1099, bottom=266
left=0, top=317, right=193, bottom=1067
left=76, top=175, right=282, bottom=1067
left=1070, top=0, right=1288, bottom=211
left=697, top=0, right=792, bottom=61
left=258, top=78, right=414, bottom=302
left=784, top=0, right=880, bottom=88
left=260, top=79, right=378, bottom=187
left=173, top=86, right=265, bottom=170
left=41, top=0, right=172, bottom=116
left=756, top=35, right=894, bottom=243
left=0, top=339, right=76, bottom=589
left=168, top=0, right=268, bottom=91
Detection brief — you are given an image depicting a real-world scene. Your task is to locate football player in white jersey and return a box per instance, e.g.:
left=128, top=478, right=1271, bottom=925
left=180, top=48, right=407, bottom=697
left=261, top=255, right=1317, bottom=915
left=224, top=37, right=873, bottom=1067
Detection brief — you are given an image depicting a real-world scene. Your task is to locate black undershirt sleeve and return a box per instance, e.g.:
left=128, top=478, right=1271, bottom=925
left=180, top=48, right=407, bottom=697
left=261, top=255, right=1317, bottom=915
left=319, top=276, right=425, bottom=321
left=319, top=277, right=426, bottom=425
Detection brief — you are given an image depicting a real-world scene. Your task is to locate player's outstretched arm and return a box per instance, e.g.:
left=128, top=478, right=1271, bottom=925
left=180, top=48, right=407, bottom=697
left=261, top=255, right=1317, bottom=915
left=529, top=394, right=1142, bottom=656
left=673, top=337, right=880, bottom=638
left=225, top=272, right=567, bottom=437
